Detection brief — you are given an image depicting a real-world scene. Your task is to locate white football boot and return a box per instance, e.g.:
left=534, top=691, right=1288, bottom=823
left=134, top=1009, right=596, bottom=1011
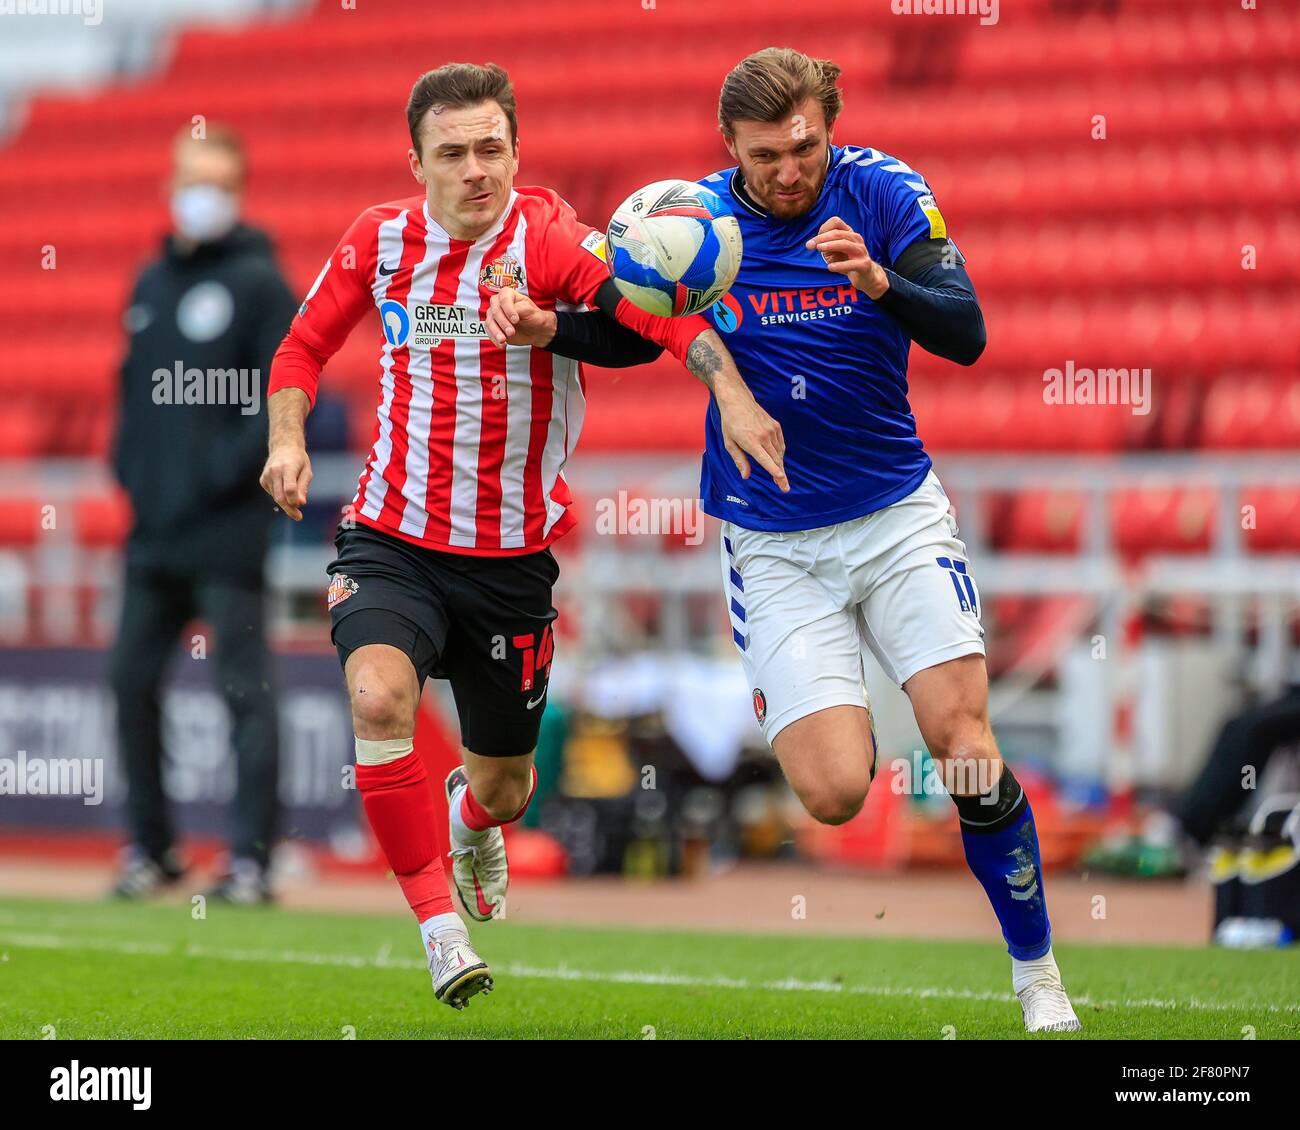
left=427, top=928, right=493, bottom=1010
left=1014, top=949, right=1082, bottom=1033
left=445, top=767, right=509, bottom=922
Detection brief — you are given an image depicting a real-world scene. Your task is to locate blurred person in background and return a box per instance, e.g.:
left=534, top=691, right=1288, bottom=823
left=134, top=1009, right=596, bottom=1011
left=1087, top=681, right=1300, bottom=878
left=108, top=125, right=297, bottom=904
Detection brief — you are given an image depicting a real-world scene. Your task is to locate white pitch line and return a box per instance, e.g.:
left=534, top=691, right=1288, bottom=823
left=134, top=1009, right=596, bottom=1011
left=0, top=931, right=173, bottom=956
left=0, top=929, right=1296, bottom=1016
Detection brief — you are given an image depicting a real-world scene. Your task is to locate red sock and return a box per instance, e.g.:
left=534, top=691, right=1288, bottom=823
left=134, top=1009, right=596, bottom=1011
left=356, top=751, right=454, bottom=922
left=461, top=766, right=538, bottom=832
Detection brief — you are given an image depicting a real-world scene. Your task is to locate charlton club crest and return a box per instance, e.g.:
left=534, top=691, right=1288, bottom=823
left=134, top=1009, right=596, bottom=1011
left=479, top=254, right=525, bottom=292
left=752, top=688, right=767, bottom=724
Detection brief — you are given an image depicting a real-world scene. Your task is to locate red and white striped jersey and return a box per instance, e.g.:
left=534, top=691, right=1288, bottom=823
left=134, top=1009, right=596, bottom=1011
left=270, top=186, right=700, bottom=556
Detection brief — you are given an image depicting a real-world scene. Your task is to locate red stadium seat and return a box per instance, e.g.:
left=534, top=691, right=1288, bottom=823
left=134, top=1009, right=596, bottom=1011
left=1201, top=376, right=1300, bottom=449
left=74, top=492, right=133, bottom=548
left=1240, top=486, right=1300, bottom=553
left=998, top=491, right=1086, bottom=554
left=0, top=499, right=45, bottom=547
left=1111, top=487, right=1217, bottom=557
left=0, top=405, right=51, bottom=458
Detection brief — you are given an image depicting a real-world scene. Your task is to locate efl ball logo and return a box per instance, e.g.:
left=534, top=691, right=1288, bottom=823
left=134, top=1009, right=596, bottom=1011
left=606, top=179, right=743, bottom=318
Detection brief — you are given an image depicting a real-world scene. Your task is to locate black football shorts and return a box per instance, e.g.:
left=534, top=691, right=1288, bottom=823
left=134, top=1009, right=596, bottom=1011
left=327, top=523, right=559, bottom=757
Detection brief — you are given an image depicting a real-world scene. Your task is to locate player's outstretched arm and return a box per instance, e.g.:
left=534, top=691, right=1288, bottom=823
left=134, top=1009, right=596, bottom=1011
left=622, top=309, right=789, bottom=493
left=487, top=282, right=788, bottom=491
left=536, top=195, right=788, bottom=489
left=682, top=328, right=789, bottom=493
left=484, top=286, right=664, bottom=367
left=260, top=387, right=312, bottom=521
left=580, top=283, right=788, bottom=491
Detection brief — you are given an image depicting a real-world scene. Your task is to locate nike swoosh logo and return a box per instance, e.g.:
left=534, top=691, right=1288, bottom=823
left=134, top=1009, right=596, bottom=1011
left=377, top=260, right=399, bottom=276
left=472, top=874, right=495, bottom=918
left=525, top=692, right=546, bottom=710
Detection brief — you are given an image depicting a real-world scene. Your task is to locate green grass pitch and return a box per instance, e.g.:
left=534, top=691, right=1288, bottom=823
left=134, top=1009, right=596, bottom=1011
left=0, top=896, right=1296, bottom=1039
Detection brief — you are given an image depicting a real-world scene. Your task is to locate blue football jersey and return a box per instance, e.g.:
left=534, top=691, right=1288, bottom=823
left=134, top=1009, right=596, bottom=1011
left=697, top=144, right=949, bottom=531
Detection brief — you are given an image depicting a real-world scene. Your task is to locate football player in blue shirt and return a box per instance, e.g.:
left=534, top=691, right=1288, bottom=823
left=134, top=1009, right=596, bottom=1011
left=482, top=47, right=1076, bottom=1033
left=693, top=47, right=1077, bottom=1033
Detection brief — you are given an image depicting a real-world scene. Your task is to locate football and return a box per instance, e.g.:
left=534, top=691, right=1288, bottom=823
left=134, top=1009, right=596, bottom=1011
left=605, top=179, right=743, bottom=317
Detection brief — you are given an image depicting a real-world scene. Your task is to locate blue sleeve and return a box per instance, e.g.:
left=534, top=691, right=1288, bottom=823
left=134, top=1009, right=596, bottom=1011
left=875, top=245, right=986, bottom=367
left=871, top=159, right=947, bottom=267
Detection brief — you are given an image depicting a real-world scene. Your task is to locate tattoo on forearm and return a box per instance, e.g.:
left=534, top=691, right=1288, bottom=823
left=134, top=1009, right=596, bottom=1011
left=686, top=337, right=724, bottom=391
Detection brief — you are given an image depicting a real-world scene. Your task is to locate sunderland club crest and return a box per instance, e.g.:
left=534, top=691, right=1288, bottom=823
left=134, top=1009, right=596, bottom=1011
left=327, top=573, right=359, bottom=610
left=479, top=254, right=525, bottom=291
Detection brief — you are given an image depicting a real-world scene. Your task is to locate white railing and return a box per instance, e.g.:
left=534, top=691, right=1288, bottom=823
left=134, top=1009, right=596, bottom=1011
left=3, top=451, right=1298, bottom=674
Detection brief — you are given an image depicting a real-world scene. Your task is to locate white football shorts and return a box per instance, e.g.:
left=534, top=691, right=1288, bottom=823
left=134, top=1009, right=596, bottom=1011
left=720, top=469, right=985, bottom=744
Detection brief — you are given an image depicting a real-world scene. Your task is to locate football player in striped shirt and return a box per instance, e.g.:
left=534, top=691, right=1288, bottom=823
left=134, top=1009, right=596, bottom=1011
left=261, top=63, right=786, bottom=1009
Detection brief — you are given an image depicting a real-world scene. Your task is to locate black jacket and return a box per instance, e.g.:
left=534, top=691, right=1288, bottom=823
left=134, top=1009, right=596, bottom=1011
left=113, top=224, right=297, bottom=580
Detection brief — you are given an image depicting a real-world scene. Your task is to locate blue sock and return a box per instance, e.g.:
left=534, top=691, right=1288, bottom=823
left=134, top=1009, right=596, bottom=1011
left=955, top=767, right=1053, bottom=961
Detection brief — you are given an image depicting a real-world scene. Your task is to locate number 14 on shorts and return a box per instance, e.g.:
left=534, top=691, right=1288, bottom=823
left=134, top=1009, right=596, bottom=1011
left=511, top=625, right=555, bottom=692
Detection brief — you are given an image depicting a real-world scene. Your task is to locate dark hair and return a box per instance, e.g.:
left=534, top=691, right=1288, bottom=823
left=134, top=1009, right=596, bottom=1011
left=718, top=47, right=844, bottom=138
left=406, top=62, right=518, bottom=156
